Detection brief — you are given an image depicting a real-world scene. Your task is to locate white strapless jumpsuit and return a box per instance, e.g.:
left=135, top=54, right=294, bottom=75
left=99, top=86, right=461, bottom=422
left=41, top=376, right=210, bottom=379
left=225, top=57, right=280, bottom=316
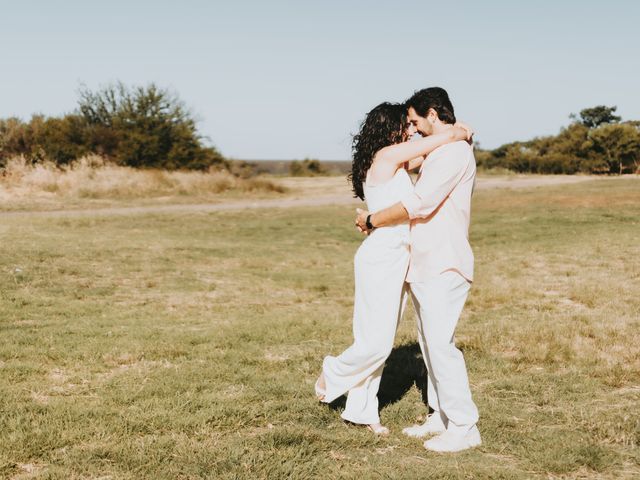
left=320, top=168, right=413, bottom=424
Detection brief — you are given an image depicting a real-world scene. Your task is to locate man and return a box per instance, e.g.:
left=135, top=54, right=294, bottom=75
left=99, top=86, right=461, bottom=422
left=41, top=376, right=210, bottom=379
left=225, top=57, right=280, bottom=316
left=355, top=87, right=480, bottom=453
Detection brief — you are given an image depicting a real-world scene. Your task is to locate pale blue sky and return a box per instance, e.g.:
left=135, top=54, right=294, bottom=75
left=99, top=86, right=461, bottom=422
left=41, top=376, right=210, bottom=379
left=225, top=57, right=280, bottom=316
left=1, top=0, right=639, bottom=160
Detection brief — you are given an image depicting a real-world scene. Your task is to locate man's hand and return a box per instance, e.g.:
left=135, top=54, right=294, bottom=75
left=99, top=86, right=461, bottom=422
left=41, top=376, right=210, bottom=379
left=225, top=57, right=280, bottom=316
left=355, top=208, right=371, bottom=235
left=454, top=121, right=474, bottom=145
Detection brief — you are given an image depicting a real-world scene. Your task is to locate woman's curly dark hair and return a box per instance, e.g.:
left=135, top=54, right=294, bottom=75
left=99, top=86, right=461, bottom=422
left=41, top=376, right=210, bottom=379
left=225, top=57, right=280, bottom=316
left=348, top=102, right=407, bottom=200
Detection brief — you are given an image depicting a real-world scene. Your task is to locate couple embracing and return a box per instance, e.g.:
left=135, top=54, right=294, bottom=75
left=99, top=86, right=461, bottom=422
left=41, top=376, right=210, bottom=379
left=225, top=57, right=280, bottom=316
left=315, top=87, right=481, bottom=453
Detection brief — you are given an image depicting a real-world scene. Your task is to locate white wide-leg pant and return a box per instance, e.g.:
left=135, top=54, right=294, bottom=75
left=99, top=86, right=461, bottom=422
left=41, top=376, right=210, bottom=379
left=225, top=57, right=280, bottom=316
left=409, top=271, right=479, bottom=433
left=321, top=236, right=409, bottom=424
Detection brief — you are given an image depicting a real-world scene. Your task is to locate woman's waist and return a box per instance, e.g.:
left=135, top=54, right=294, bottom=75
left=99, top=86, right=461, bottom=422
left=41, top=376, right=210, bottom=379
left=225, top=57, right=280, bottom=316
left=363, top=224, right=410, bottom=244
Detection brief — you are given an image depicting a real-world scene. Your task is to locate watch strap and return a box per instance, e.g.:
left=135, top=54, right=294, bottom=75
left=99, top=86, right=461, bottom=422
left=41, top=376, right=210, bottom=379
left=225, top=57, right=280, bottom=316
left=366, top=214, right=375, bottom=230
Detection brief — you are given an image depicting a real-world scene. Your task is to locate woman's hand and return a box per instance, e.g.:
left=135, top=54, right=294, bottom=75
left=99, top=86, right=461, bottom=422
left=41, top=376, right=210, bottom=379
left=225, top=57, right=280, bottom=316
left=454, top=122, right=474, bottom=143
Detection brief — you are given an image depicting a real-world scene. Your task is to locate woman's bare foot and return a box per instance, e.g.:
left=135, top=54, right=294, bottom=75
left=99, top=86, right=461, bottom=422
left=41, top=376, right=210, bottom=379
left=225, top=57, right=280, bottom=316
left=366, top=423, right=390, bottom=435
left=315, top=371, right=326, bottom=401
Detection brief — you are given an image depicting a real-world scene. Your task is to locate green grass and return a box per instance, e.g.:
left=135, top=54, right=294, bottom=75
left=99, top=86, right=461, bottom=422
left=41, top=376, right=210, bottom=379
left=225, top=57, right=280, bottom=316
left=1, top=178, right=639, bottom=479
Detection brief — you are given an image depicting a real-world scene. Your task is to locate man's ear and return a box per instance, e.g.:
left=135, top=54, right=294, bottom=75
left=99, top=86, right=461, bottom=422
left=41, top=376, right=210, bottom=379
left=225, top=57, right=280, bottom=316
left=427, top=108, right=439, bottom=123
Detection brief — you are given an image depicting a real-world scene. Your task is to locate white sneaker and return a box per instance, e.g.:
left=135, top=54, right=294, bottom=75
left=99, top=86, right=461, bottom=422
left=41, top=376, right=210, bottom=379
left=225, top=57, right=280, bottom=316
left=402, top=412, right=447, bottom=438
left=423, top=425, right=481, bottom=453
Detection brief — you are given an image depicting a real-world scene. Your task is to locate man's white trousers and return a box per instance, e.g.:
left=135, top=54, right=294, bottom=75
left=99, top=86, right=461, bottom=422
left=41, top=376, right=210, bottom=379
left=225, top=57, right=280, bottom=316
left=409, top=270, right=479, bottom=433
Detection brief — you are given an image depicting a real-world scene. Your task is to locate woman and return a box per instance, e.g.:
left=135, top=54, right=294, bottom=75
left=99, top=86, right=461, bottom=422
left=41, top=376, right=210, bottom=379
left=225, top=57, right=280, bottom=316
left=315, top=102, right=472, bottom=434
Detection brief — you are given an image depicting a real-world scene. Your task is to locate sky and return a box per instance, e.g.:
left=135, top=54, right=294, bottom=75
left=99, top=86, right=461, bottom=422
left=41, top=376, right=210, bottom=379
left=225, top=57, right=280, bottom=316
left=1, top=0, right=639, bottom=160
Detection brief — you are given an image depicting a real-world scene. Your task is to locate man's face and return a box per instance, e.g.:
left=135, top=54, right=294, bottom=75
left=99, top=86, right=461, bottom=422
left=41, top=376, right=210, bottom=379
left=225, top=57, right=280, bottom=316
left=408, top=107, right=433, bottom=136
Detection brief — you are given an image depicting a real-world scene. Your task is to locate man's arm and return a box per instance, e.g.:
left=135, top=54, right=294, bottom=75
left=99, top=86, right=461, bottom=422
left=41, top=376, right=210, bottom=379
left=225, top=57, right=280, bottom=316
left=355, top=202, right=408, bottom=233
left=355, top=143, right=470, bottom=233
left=402, top=144, right=468, bottom=220
left=406, top=155, right=426, bottom=171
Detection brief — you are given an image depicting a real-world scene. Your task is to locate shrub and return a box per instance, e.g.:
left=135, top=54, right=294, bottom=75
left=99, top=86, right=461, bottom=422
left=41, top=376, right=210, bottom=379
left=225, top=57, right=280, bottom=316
left=289, top=158, right=328, bottom=177
left=479, top=106, right=640, bottom=174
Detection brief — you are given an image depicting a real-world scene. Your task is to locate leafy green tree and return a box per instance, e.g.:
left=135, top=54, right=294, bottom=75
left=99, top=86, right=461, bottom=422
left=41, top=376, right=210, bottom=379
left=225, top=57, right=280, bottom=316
left=78, top=82, right=226, bottom=170
left=589, top=123, right=640, bottom=174
left=0, top=82, right=228, bottom=171
left=539, top=124, right=592, bottom=173
left=476, top=107, right=638, bottom=175
left=576, top=105, right=621, bottom=129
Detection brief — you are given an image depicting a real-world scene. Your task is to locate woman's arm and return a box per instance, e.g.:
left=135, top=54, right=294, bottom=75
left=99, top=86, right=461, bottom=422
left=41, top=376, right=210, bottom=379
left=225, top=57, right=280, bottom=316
left=375, top=124, right=472, bottom=168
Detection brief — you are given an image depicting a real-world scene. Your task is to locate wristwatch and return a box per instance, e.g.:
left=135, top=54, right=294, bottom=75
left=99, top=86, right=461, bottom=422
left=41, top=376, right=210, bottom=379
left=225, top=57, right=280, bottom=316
left=366, top=214, right=375, bottom=230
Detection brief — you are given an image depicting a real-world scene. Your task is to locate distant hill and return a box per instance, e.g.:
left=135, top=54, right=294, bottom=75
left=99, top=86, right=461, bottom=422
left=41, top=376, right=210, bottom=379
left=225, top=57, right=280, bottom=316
left=230, top=159, right=351, bottom=176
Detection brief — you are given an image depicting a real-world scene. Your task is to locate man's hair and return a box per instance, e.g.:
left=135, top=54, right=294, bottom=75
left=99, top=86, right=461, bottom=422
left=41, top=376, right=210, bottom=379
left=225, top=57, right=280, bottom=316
left=405, top=87, right=456, bottom=124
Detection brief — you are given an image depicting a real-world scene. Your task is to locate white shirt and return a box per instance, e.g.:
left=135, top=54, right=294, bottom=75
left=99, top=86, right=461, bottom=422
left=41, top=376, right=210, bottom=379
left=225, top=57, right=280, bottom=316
left=400, top=141, right=476, bottom=282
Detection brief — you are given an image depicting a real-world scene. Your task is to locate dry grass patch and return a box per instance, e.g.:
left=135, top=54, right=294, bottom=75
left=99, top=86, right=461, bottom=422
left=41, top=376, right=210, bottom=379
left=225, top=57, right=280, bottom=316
left=0, top=155, right=286, bottom=210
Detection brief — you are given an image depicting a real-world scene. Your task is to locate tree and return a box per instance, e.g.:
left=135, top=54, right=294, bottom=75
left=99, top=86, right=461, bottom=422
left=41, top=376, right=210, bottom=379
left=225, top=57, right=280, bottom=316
left=77, top=82, right=226, bottom=170
left=577, top=105, right=621, bottom=129
left=475, top=108, right=639, bottom=175
left=589, top=123, right=640, bottom=174
left=0, top=82, right=228, bottom=171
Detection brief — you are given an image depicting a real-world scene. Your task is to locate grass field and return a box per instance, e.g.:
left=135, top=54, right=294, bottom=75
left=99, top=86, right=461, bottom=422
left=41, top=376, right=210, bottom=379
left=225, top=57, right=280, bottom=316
left=1, top=177, right=639, bottom=479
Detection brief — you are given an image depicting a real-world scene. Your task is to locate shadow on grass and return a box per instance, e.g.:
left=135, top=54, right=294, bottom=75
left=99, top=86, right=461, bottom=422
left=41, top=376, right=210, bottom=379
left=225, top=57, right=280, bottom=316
left=379, top=342, right=429, bottom=408
left=327, top=342, right=429, bottom=412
